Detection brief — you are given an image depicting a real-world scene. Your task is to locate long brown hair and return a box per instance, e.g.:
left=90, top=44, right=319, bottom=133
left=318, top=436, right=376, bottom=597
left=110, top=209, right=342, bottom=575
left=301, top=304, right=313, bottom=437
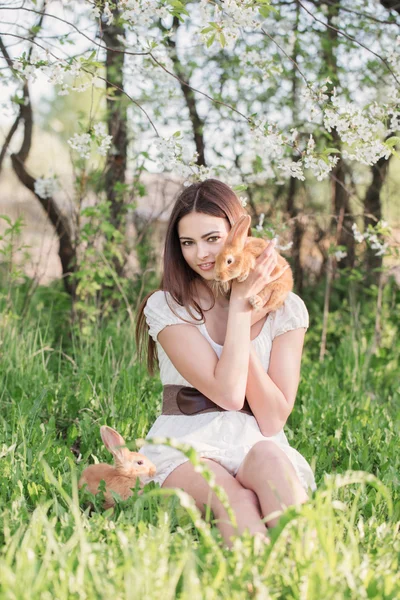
left=135, top=179, right=250, bottom=375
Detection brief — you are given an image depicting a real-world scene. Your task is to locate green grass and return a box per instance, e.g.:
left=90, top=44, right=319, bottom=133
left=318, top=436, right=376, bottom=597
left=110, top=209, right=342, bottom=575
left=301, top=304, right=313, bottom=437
left=0, top=279, right=399, bottom=599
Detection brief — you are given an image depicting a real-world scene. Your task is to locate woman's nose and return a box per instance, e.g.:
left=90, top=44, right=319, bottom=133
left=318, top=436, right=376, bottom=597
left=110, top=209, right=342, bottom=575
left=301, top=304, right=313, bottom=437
left=197, top=244, right=210, bottom=259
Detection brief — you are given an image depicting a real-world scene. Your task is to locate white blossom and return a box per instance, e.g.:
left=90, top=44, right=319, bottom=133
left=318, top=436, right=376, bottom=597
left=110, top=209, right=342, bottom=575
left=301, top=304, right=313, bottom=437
left=239, top=196, right=247, bottom=207
left=103, top=2, right=114, bottom=25
left=352, top=223, right=365, bottom=243
left=276, top=241, right=293, bottom=251
left=44, top=63, right=65, bottom=85
left=119, top=0, right=165, bottom=29
left=98, top=135, right=113, bottom=156
left=334, top=250, right=347, bottom=261
left=255, top=213, right=265, bottom=232
left=68, top=133, right=91, bottom=159
left=307, top=134, right=315, bottom=152
left=358, top=223, right=391, bottom=257
left=199, top=0, right=261, bottom=49
left=93, top=121, right=113, bottom=156
left=304, top=154, right=339, bottom=181
left=91, top=5, right=101, bottom=19
left=373, top=243, right=389, bottom=256
left=34, top=177, right=59, bottom=199
left=93, top=122, right=108, bottom=137
left=71, top=82, right=91, bottom=93
left=278, top=160, right=305, bottom=181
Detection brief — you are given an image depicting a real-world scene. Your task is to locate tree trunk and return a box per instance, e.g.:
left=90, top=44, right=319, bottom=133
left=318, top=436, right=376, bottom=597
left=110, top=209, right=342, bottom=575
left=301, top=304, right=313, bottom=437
left=322, top=0, right=356, bottom=269
left=11, top=154, right=76, bottom=295
left=165, top=16, right=207, bottom=166
left=0, top=32, right=76, bottom=296
left=287, top=177, right=305, bottom=294
left=330, top=155, right=355, bottom=267
left=286, top=2, right=305, bottom=293
left=101, top=8, right=128, bottom=230
left=363, top=154, right=392, bottom=277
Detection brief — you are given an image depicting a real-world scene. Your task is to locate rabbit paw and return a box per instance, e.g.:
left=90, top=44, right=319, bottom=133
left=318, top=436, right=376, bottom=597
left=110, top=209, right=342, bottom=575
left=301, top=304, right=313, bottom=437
left=249, top=295, right=263, bottom=310
left=237, top=271, right=250, bottom=282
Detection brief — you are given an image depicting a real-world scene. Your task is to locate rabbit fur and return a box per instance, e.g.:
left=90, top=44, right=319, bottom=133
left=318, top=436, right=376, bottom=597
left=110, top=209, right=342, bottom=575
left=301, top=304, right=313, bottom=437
left=78, top=426, right=156, bottom=509
left=214, top=214, right=293, bottom=312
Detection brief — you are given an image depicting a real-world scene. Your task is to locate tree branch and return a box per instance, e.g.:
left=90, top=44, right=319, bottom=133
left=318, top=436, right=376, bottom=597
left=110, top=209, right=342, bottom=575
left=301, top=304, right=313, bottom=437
left=298, top=0, right=400, bottom=86
left=10, top=154, right=76, bottom=295
left=2, top=6, right=150, bottom=57
left=148, top=52, right=251, bottom=123
left=0, top=7, right=76, bottom=295
left=0, top=112, right=21, bottom=173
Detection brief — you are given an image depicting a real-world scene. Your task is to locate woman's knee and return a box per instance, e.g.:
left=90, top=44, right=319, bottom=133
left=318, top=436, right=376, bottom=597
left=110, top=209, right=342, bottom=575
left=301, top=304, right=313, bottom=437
left=161, top=458, right=251, bottom=516
left=246, top=441, right=286, bottom=467
left=236, top=441, right=295, bottom=484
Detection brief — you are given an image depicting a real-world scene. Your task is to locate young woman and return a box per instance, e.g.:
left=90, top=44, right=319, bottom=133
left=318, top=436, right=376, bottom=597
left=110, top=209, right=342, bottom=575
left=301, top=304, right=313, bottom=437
left=136, top=179, right=316, bottom=547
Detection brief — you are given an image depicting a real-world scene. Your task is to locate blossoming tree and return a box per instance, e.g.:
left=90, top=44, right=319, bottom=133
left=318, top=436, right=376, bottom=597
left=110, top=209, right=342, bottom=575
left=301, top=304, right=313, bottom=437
left=0, top=0, right=398, bottom=302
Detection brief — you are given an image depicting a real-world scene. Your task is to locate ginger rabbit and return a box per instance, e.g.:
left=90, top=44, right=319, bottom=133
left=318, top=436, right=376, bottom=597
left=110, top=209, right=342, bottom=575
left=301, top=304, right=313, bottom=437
left=214, top=214, right=293, bottom=312
left=78, top=426, right=156, bottom=509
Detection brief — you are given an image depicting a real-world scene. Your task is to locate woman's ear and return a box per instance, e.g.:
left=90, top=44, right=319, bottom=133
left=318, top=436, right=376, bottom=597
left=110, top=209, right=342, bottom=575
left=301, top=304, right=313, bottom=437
left=226, top=215, right=251, bottom=248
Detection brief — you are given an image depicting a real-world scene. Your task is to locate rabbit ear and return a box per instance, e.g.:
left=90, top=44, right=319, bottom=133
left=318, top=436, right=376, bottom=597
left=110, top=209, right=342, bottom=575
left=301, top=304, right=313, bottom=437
left=226, top=215, right=251, bottom=249
left=100, top=426, right=128, bottom=463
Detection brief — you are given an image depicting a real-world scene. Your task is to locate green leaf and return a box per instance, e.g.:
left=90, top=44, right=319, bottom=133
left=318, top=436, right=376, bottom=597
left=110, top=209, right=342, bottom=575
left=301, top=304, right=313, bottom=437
left=259, top=7, right=271, bottom=18
left=0, top=215, right=12, bottom=226
left=385, top=136, right=400, bottom=148
left=200, top=26, right=216, bottom=34
left=206, top=34, right=216, bottom=48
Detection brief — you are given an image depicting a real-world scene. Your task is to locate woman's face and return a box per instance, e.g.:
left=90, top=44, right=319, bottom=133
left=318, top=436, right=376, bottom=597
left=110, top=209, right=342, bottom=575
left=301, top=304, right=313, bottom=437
left=177, top=211, right=230, bottom=280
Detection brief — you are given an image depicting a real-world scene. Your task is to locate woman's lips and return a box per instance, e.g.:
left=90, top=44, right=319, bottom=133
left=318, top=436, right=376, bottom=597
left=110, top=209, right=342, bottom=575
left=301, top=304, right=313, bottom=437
left=198, top=262, right=215, bottom=271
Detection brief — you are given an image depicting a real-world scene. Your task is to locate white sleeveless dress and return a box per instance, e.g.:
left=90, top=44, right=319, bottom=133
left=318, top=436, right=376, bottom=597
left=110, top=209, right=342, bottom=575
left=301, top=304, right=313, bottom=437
left=139, top=290, right=317, bottom=492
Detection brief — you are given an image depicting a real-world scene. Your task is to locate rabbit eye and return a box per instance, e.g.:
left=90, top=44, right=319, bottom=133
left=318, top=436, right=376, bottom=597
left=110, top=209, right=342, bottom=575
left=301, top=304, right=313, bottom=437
left=227, top=257, right=234, bottom=265
left=136, top=460, right=144, bottom=465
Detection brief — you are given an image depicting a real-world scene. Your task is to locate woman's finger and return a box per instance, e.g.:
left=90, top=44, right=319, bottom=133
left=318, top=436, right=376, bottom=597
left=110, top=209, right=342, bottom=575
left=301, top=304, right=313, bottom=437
left=260, top=251, right=278, bottom=272
left=259, top=251, right=278, bottom=272
left=256, top=240, right=277, bottom=264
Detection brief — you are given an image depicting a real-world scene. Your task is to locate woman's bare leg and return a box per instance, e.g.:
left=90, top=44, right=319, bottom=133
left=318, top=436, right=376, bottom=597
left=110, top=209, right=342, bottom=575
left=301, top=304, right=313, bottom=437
left=235, top=441, right=309, bottom=528
left=162, top=457, right=267, bottom=547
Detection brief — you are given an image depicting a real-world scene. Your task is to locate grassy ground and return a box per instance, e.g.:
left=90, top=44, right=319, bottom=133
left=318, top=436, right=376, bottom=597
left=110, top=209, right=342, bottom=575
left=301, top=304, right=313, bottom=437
left=0, top=278, right=399, bottom=599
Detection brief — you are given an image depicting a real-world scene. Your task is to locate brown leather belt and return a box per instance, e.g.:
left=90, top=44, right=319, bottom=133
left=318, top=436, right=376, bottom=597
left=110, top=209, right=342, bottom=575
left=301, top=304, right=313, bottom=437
left=162, top=384, right=253, bottom=416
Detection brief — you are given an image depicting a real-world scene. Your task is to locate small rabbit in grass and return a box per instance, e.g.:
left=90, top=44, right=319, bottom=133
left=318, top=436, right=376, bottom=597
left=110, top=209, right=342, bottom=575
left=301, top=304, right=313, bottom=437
left=214, top=214, right=293, bottom=312
left=78, top=426, right=156, bottom=510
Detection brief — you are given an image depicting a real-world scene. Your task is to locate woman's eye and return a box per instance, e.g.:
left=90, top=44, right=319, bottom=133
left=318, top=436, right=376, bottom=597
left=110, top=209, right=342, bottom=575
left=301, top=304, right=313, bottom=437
left=182, top=238, right=219, bottom=246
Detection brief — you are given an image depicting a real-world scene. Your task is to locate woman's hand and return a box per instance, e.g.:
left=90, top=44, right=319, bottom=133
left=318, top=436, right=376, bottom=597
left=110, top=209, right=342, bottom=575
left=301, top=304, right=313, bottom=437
left=231, top=240, right=289, bottom=302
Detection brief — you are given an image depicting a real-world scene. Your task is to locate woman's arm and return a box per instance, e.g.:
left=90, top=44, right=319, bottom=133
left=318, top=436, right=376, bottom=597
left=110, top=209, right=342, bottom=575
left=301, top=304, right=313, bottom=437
left=245, top=328, right=306, bottom=436
left=157, top=245, right=280, bottom=411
